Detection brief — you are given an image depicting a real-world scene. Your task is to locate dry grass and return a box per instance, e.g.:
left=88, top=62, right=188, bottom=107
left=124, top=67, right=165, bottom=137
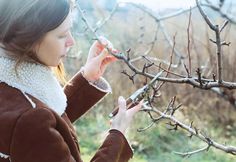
left=64, top=4, right=236, bottom=160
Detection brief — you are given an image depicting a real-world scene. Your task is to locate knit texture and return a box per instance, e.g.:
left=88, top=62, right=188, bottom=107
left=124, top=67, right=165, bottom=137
left=0, top=49, right=67, bottom=116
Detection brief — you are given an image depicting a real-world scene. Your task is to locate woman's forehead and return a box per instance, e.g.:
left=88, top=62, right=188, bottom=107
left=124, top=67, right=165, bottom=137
left=52, top=14, right=73, bottom=33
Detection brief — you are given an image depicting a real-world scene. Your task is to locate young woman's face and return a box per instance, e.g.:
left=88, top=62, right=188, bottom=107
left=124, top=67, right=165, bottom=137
left=35, top=14, right=75, bottom=66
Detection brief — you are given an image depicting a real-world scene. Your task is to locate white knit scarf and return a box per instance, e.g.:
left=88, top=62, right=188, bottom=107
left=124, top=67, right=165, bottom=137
left=0, top=49, right=67, bottom=116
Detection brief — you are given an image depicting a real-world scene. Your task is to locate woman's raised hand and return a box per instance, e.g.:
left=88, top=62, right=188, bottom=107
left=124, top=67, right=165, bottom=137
left=110, top=96, right=143, bottom=134
left=82, top=36, right=118, bottom=82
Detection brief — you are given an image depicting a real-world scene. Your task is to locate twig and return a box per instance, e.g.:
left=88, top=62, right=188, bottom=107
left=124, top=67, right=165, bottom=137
left=187, top=8, right=192, bottom=77
left=174, top=145, right=209, bottom=157
left=93, top=3, right=119, bottom=32
left=201, top=2, right=236, bottom=24
left=196, top=0, right=225, bottom=83
left=156, top=34, right=176, bottom=91
left=142, top=103, right=236, bottom=156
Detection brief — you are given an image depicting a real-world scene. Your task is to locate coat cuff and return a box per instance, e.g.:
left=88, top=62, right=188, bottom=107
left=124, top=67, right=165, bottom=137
left=109, top=129, right=133, bottom=158
left=91, top=129, right=133, bottom=162
left=80, top=68, right=112, bottom=93
left=64, top=72, right=108, bottom=122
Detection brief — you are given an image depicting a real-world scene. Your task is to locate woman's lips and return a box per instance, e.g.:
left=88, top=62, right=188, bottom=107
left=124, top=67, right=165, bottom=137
left=61, top=48, right=70, bottom=57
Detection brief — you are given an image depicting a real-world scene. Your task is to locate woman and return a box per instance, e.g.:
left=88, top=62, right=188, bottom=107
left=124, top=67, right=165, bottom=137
left=0, top=0, right=142, bottom=162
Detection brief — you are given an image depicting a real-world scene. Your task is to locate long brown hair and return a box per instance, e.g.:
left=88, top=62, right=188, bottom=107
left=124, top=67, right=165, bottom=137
left=0, top=0, right=73, bottom=84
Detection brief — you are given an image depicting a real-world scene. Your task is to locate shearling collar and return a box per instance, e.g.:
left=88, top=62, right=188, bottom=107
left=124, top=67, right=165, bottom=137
left=0, top=48, right=67, bottom=116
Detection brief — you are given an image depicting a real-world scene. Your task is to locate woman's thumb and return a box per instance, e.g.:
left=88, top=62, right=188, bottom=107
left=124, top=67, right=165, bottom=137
left=118, top=96, right=126, bottom=112
left=129, top=99, right=143, bottom=114
left=97, top=48, right=109, bottom=61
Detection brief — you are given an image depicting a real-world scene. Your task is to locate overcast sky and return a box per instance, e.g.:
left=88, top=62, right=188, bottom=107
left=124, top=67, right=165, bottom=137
left=118, top=0, right=197, bottom=11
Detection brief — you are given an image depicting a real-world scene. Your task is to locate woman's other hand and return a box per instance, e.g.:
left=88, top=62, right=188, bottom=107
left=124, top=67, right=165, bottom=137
left=83, top=36, right=118, bottom=82
left=110, top=96, right=143, bottom=134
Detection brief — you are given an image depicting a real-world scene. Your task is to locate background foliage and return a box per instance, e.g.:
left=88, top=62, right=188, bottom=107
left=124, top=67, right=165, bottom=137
left=64, top=0, right=236, bottom=161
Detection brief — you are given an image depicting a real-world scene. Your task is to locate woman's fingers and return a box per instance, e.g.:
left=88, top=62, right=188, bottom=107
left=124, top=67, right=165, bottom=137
left=94, top=37, right=112, bottom=55
left=110, top=97, right=142, bottom=134
left=128, top=100, right=143, bottom=115
left=98, top=50, right=118, bottom=72
left=95, top=38, right=108, bottom=55
left=99, top=36, right=113, bottom=50
left=97, top=48, right=109, bottom=62
left=101, top=56, right=117, bottom=67
left=88, top=36, right=115, bottom=60
left=88, top=38, right=107, bottom=60
left=84, top=36, right=118, bottom=81
left=100, top=49, right=119, bottom=67
left=118, top=96, right=126, bottom=113
left=99, top=56, right=117, bottom=74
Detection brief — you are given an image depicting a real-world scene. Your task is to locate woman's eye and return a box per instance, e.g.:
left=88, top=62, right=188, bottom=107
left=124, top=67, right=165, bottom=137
left=59, top=35, right=67, bottom=39
left=58, top=30, right=71, bottom=39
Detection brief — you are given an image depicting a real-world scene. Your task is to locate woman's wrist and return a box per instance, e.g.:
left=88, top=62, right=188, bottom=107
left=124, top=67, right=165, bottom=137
left=110, top=127, right=126, bottom=135
left=80, top=66, right=98, bottom=83
left=109, top=128, right=126, bottom=137
left=110, top=122, right=127, bottom=134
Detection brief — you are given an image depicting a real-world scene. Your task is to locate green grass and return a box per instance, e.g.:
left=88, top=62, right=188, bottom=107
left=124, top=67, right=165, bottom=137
left=74, top=106, right=236, bottom=162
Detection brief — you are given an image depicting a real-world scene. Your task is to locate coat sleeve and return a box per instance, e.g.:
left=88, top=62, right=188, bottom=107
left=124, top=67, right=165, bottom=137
left=10, top=108, right=76, bottom=162
left=91, top=129, right=133, bottom=162
left=64, top=72, right=109, bottom=123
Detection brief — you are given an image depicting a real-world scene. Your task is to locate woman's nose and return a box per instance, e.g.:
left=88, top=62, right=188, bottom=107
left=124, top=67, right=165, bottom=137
left=66, top=32, right=75, bottom=47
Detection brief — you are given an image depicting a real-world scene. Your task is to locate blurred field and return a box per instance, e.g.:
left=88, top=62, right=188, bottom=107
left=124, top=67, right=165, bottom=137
left=63, top=2, right=236, bottom=161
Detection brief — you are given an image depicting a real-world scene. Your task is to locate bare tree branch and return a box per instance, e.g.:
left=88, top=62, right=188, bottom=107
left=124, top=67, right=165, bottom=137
left=76, top=1, right=236, bottom=157
left=142, top=102, right=236, bottom=156
left=201, top=0, right=236, bottom=24
left=78, top=1, right=236, bottom=90
left=187, top=8, right=192, bottom=77
left=196, top=0, right=228, bottom=83
left=174, top=145, right=210, bottom=158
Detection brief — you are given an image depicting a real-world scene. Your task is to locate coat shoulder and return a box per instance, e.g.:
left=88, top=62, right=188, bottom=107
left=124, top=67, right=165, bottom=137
left=0, top=82, right=33, bottom=112
left=0, top=82, right=57, bottom=154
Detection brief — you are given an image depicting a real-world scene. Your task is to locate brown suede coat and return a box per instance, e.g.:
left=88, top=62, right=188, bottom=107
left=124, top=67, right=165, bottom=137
left=0, top=72, right=133, bottom=162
